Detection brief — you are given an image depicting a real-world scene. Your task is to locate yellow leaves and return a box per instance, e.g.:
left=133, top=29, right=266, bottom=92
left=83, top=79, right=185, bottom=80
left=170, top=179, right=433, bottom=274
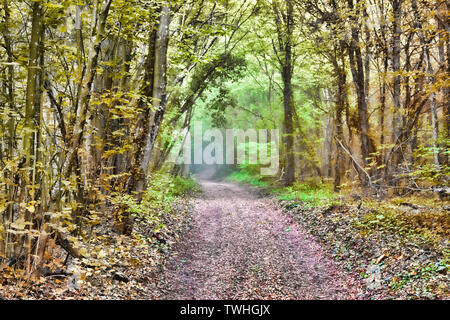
left=102, top=148, right=124, bottom=159
left=112, top=128, right=125, bottom=137
left=86, top=212, right=101, bottom=226
left=101, top=172, right=130, bottom=181
left=0, top=201, right=7, bottom=214
left=101, top=145, right=133, bottom=159
left=97, top=249, right=107, bottom=259
left=1, top=158, right=20, bottom=173
left=100, top=60, right=116, bottom=68
left=61, top=180, right=71, bottom=187
left=61, top=178, right=77, bottom=193
left=78, top=247, right=88, bottom=257
left=26, top=204, right=35, bottom=214
left=129, top=257, right=141, bottom=267
left=9, top=217, right=33, bottom=232
left=43, top=2, right=64, bottom=10
left=58, top=24, right=67, bottom=33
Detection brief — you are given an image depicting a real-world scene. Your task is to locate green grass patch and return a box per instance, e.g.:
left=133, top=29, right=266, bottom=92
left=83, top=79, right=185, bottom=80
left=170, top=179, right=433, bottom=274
left=228, top=170, right=334, bottom=207
left=272, top=179, right=335, bottom=207
left=227, top=170, right=269, bottom=188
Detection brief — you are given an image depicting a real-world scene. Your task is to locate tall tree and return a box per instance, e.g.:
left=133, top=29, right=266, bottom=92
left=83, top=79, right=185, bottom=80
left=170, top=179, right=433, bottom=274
left=346, top=0, right=372, bottom=180
left=272, top=0, right=295, bottom=186
left=133, top=5, right=171, bottom=196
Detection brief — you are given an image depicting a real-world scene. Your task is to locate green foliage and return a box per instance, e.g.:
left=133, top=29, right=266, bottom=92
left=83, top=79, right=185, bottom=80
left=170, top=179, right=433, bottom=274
left=110, top=172, right=199, bottom=230
left=273, top=180, right=335, bottom=207
left=408, top=140, right=450, bottom=183
left=228, top=167, right=335, bottom=208
left=144, top=172, right=199, bottom=208
left=389, top=259, right=449, bottom=291
left=228, top=170, right=269, bottom=188
left=190, top=52, right=246, bottom=91
left=207, top=87, right=237, bottom=127
left=226, top=138, right=280, bottom=188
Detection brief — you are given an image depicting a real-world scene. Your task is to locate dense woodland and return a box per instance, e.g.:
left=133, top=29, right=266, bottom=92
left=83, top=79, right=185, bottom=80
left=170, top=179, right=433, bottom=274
left=0, top=0, right=448, bottom=297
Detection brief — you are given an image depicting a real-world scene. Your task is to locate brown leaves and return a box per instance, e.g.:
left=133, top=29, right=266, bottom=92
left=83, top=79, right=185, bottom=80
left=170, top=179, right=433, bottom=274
left=0, top=189, right=195, bottom=300
left=154, top=180, right=360, bottom=300
left=279, top=195, right=449, bottom=299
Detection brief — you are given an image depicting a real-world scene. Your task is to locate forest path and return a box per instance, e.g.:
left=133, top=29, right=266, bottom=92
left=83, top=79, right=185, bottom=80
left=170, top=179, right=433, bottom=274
left=155, top=179, right=362, bottom=299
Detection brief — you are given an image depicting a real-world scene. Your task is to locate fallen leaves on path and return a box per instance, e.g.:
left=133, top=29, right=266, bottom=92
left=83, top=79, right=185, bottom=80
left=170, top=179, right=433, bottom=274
left=153, top=180, right=363, bottom=299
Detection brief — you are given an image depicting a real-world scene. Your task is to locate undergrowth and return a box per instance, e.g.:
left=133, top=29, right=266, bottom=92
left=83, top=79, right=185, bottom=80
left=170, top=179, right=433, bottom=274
left=110, top=171, right=199, bottom=232
left=228, top=171, right=269, bottom=188
left=227, top=169, right=334, bottom=207
left=272, top=180, right=335, bottom=207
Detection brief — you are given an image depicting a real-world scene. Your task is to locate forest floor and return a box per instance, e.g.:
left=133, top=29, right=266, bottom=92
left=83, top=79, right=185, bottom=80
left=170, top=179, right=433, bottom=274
left=1, top=178, right=447, bottom=299
left=151, top=178, right=449, bottom=300
left=151, top=179, right=364, bottom=299
left=276, top=196, right=449, bottom=299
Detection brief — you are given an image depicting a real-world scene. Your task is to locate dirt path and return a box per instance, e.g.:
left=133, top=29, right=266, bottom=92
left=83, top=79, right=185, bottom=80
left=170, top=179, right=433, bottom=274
left=155, top=180, right=363, bottom=299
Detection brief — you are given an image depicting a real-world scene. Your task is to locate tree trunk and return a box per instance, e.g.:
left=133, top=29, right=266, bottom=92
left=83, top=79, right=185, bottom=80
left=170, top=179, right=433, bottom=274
left=346, top=0, right=371, bottom=182
left=333, top=42, right=347, bottom=191
left=22, top=0, right=44, bottom=272
left=61, top=0, right=113, bottom=181
left=134, top=6, right=171, bottom=196
left=411, top=0, right=440, bottom=168
left=273, top=0, right=295, bottom=186
left=0, top=0, right=17, bottom=258
left=437, top=1, right=449, bottom=165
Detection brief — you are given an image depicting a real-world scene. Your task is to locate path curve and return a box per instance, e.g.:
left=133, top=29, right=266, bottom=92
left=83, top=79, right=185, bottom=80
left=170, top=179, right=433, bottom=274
left=155, top=180, right=362, bottom=299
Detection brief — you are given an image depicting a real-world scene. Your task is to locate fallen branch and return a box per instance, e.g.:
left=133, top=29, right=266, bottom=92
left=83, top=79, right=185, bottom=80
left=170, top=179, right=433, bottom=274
left=55, top=231, right=82, bottom=259
left=334, top=137, right=373, bottom=188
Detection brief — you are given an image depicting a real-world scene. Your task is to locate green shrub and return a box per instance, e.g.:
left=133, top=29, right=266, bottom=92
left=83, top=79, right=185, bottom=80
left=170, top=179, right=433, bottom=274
left=228, top=170, right=268, bottom=187
left=109, top=171, right=198, bottom=231
left=273, top=180, right=334, bottom=207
